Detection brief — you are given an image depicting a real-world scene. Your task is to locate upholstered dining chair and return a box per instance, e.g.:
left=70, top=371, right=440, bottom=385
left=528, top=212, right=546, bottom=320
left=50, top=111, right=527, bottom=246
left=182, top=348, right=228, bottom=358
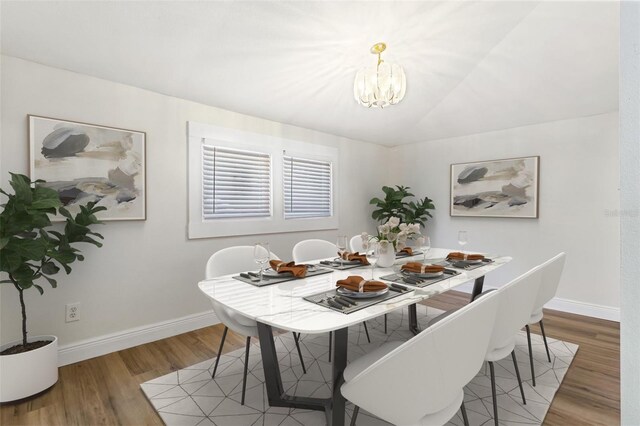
left=292, top=239, right=372, bottom=356
left=479, top=264, right=544, bottom=426
left=341, top=288, right=501, bottom=426
left=525, top=252, right=566, bottom=386
left=205, top=246, right=307, bottom=405
left=349, top=234, right=365, bottom=253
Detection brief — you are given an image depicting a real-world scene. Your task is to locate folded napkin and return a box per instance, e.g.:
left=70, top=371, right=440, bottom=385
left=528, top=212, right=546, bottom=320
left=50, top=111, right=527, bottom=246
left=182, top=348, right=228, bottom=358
left=447, top=252, right=485, bottom=261
left=339, top=251, right=370, bottom=265
left=269, top=260, right=308, bottom=278
left=398, top=247, right=413, bottom=256
left=401, top=262, right=445, bottom=274
left=336, top=275, right=387, bottom=293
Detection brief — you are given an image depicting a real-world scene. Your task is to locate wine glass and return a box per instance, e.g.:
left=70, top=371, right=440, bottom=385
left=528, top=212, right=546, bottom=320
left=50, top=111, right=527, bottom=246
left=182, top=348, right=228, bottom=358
left=365, top=242, right=379, bottom=280
left=458, top=231, right=468, bottom=260
left=336, top=235, right=348, bottom=268
left=253, top=242, right=270, bottom=281
left=419, top=236, right=431, bottom=262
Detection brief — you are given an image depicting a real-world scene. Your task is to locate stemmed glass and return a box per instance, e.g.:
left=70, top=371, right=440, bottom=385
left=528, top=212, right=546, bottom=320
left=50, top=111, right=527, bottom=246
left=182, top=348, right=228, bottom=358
left=458, top=231, right=468, bottom=260
left=365, top=242, right=379, bottom=280
left=336, top=236, right=348, bottom=268
left=418, top=236, right=431, bottom=262
left=253, top=242, right=270, bottom=282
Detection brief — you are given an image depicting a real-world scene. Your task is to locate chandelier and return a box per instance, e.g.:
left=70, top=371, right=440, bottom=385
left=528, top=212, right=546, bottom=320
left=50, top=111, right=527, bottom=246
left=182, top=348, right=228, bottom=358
left=353, top=42, right=406, bottom=108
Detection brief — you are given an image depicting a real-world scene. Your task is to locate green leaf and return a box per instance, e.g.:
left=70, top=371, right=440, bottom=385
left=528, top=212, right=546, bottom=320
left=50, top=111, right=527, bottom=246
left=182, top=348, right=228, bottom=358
left=0, top=237, right=9, bottom=249
left=58, top=207, right=73, bottom=220
left=9, top=238, right=47, bottom=261
left=33, top=284, right=44, bottom=295
left=0, top=249, right=22, bottom=272
left=42, top=275, right=57, bottom=288
left=41, top=261, right=60, bottom=275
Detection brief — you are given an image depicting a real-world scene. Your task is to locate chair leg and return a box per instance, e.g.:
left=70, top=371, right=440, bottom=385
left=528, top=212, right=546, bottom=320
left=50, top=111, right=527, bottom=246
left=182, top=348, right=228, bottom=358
left=241, top=336, right=251, bottom=405
left=489, top=361, right=499, bottom=426
left=350, top=405, right=360, bottom=426
left=460, top=401, right=470, bottom=426
left=211, top=326, right=228, bottom=378
left=363, top=322, right=371, bottom=343
left=511, top=350, right=527, bottom=405
left=539, top=320, right=552, bottom=362
left=384, top=314, right=387, bottom=334
left=525, top=324, right=536, bottom=387
left=328, top=331, right=332, bottom=362
left=292, top=332, right=307, bottom=374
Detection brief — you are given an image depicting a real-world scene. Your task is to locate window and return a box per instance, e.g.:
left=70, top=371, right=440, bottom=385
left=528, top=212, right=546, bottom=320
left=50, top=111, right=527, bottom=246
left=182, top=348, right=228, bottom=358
left=188, top=121, right=338, bottom=239
left=202, top=146, right=271, bottom=219
left=284, top=156, right=332, bottom=219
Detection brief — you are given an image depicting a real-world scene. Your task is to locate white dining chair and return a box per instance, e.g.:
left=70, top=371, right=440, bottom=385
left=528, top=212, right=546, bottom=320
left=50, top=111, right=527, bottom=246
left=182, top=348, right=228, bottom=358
left=341, top=289, right=501, bottom=426
left=525, top=252, right=566, bottom=386
left=205, top=246, right=307, bottom=405
left=349, top=234, right=365, bottom=253
left=479, top=263, right=544, bottom=426
left=292, top=239, right=339, bottom=263
left=292, top=238, right=372, bottom=353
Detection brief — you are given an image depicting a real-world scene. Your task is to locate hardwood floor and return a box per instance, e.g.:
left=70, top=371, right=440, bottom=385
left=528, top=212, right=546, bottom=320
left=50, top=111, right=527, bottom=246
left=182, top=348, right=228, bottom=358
left=1, top=291, right=620, bottom=425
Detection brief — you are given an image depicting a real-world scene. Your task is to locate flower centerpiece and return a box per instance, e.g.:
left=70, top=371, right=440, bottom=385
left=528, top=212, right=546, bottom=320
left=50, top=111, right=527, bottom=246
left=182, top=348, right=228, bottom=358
left=361, top=216, right=421, bottom=267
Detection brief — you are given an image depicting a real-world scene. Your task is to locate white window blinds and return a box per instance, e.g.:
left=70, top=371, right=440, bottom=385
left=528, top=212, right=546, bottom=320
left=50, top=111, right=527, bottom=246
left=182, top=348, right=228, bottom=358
left=202, top=145, right=271, bottom=219
left=283, top=156, right=332, bottom=219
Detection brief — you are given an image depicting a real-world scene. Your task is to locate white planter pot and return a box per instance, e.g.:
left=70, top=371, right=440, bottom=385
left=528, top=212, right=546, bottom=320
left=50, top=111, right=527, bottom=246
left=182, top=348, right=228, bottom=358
left=0, top=335, right=58, bottom=402
left=377, top=242, right=396, bottom=268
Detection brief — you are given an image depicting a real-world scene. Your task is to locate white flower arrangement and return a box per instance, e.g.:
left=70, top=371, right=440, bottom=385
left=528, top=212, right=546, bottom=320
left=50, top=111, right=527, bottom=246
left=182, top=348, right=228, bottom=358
left=361, top=216, right=422, bottom=252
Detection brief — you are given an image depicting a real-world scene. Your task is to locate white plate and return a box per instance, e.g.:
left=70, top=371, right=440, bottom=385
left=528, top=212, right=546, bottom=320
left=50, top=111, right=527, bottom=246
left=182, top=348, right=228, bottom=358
left=336, top=287, right=389, bottom=298
left=404, top=270, right=444, bottom=279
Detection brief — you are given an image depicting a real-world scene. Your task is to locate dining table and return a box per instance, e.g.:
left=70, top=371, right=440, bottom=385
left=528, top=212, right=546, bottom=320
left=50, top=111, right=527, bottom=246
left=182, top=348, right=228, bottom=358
left=198, top=247, right=512, bottom=426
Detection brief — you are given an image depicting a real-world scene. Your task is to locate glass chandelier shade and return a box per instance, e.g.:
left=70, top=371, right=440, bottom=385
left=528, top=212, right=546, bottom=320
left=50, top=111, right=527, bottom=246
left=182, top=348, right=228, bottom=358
left=354, top=42, right=406, bottom=108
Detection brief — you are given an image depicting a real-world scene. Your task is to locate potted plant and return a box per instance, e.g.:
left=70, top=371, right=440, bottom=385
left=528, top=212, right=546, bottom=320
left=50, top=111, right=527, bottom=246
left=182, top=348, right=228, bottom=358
left=360, top=217, right=422, bottom=267
left=369, top=185, right=435, bottom=227
left=0, top=173, right=105, bottom=402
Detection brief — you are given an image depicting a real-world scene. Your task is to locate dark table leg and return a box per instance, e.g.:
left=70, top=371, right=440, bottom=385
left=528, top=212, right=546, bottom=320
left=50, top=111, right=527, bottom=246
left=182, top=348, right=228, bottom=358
left=330, top=328, right=348, bottom=426
left=470, top=275, right=485, bottom=302
left=257, top=323, right=330, bottom=412
left=408, top=304, right=419, bottom=335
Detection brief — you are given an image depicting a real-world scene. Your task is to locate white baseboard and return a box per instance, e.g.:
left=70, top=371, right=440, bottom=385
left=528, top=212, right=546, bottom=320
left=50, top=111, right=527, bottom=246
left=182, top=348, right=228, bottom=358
left=57, top=311, right=220, bottom=367
left=453, top=283, right=620, bottom=322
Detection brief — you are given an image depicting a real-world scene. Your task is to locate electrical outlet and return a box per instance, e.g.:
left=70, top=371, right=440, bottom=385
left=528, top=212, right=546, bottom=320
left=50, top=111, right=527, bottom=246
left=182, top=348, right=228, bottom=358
left=65, top=303, right=80, bottom=322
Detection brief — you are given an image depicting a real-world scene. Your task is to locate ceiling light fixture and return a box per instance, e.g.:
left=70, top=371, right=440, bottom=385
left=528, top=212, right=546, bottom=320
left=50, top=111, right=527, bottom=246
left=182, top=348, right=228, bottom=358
left=353, top=42, right=406, bottom=108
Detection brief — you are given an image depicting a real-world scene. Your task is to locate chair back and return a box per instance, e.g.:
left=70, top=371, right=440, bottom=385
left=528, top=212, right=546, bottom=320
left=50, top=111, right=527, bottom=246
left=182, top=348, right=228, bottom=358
left=341, top=290, right=501, bottom=425
left=292, top=239, right=337, bottom=263
left=349, top=235, right=365, bottom=253
left=488, top=263, right=543, bottom=352
left=532, top=252, right=566, bottom=313
left=205, top=246, right=280, bottom=279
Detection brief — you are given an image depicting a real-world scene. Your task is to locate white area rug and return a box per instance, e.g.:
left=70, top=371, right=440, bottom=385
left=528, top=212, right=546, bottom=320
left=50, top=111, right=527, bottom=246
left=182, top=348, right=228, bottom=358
left=141, top=306, right=578, bottom=425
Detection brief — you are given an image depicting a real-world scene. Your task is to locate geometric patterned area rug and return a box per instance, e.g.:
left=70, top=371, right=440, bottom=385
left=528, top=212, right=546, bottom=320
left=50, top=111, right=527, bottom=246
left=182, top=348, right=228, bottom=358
left=141, top=306, right=578, bottom=426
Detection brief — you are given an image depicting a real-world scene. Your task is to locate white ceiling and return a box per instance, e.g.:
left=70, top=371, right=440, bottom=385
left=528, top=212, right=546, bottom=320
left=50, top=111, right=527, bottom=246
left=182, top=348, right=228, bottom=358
left=0, top=1, right=619, bottom=146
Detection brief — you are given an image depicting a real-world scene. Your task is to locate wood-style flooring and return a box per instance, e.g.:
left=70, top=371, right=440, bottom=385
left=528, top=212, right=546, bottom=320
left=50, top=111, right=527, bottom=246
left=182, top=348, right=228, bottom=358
left=0, top=291, right=620, bottom=425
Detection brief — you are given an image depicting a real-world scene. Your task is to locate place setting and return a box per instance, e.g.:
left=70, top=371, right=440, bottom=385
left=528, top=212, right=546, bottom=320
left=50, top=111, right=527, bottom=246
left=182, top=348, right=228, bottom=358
left=233, top=243, right=333, bottom=287
left=317, top=236, right=371, bottom=270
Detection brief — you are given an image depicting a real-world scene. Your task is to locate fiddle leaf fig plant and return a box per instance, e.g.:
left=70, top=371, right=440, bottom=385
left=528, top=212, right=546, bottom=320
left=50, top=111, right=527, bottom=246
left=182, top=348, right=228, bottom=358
left=369, top=185, right=435, bottom=227
left=0, top=173, right=106, bottom=352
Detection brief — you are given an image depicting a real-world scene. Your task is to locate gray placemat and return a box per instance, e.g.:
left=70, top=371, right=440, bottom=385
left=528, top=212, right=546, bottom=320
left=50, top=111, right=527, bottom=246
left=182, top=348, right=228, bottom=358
left=444, top=258, right=495, bottom=271
left=303, top=286, right=411, bottom=314
left=380, top=269, right=461, bottom=287
left=233, top=267, right=333, bottom=287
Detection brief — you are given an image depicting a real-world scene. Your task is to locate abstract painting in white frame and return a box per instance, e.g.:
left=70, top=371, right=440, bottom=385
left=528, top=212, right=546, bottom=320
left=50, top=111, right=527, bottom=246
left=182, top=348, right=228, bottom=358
left=29, top=115, right=146, bottom=221
left=450, top=156, right=539, bottom=218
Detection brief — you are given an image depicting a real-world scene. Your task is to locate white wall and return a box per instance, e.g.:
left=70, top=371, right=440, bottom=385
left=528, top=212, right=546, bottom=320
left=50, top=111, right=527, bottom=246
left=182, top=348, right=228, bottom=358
left=0, top=56, right=389, bottom=356
left=391, top=113, right=620, bottom=317
left=620, top=2, right=640, bottom=423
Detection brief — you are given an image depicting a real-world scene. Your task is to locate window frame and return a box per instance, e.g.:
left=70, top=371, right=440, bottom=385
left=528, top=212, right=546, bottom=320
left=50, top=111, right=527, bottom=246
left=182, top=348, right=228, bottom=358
left=188, top=121, right=339, bottom=239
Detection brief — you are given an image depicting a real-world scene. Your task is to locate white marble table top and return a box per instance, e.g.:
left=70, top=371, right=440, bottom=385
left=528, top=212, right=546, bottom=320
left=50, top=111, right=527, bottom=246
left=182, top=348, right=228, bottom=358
left=198, top=248, right=512, bottom=334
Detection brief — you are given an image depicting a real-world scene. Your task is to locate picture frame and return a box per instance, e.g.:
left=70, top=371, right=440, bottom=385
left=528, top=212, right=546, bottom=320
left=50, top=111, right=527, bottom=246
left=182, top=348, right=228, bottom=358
left=450, top=156, right=539, bottom=218
left=29, top=115, right=146, bottom=221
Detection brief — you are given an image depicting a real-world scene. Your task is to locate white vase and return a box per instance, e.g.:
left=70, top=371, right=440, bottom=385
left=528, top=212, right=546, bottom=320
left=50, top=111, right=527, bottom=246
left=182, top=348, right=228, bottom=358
left=0, top=335, right=58, bottom=402
left=377, top=241, right=396, bottom=268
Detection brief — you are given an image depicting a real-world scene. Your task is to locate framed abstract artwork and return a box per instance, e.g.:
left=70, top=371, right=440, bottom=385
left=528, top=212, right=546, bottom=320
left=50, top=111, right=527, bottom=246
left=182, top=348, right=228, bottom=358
left=450, top=156, right=539, bottom=218
left=29, top=115, right=146, bottom=221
